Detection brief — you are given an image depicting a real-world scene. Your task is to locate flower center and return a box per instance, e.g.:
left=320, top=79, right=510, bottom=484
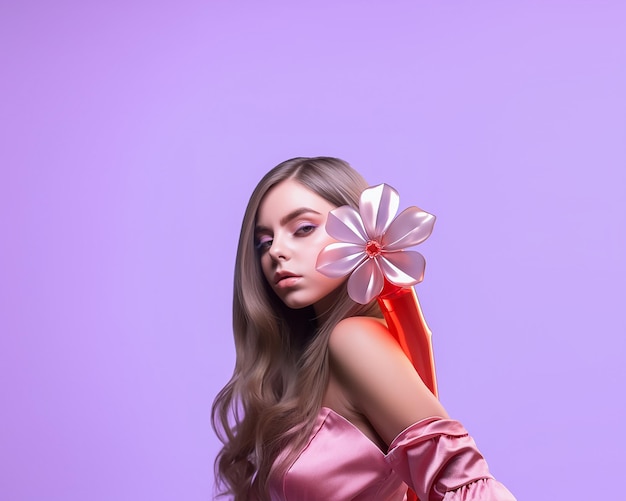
left=365, top=240, right=382, bottom=258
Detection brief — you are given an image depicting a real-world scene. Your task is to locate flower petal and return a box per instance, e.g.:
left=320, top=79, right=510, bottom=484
left=359, top=184, right=399, bottom=239
left=382, top=206, right=436, bottom=251
left=316, top=243, right=367, bottom=278
left=379, top=251, right=426, bottom=286
left=347, top=258, right=384, bottom=304
left=325, top=206, right=369, bottom=244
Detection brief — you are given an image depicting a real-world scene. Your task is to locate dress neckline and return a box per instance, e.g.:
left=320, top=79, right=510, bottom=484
left=319, top=406, right=388, bottom=456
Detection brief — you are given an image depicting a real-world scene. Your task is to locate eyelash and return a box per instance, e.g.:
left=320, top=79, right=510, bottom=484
left=256, top=224, right=318, bottom=252
left=295, top=224, right=317, bottom=235
left=256, top=239, right=272, bottom=252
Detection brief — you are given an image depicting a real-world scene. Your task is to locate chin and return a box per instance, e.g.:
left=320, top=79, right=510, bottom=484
left=273, top=291, right=318, bottom=310
left=280, top=296, right=317, bottom=310
left=275, top=281, right=346, bottom=312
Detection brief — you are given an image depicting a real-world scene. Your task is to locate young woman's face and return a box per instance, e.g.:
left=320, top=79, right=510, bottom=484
left=255, top=179, right=345, bottom=314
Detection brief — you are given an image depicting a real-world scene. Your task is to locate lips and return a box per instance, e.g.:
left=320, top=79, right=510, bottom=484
left=274, top=270, right=301, bottom=285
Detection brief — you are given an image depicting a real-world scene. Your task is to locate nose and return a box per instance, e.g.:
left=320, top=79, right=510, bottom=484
left=268, top=233, right=290, bottom=262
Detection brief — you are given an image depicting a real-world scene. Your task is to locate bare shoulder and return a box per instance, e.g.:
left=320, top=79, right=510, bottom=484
left=328, top=316, right=419, bottom=381
left=329, top=316, right=399, bottom=359
left=328, top=316, right=447, bottom=446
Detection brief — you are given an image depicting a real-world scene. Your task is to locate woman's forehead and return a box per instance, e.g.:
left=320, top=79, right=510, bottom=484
left=256, top=179, right=335, bottom=225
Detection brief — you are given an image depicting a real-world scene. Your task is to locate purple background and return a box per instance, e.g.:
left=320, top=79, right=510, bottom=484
left=1, top=2, right=624, bottom=500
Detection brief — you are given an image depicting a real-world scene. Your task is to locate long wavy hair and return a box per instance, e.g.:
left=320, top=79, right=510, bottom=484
left=211, top=157, right=382, bottom=500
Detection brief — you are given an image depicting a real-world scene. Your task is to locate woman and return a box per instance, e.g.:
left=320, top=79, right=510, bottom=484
left=212, top=157, right=516, bottom=500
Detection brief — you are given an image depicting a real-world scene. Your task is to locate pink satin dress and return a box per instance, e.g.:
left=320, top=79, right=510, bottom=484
left=269, top=407, right=516, bottom=501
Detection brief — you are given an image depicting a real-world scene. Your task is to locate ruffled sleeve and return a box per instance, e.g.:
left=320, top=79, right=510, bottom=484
left=385, top=417, right=516, bottom=501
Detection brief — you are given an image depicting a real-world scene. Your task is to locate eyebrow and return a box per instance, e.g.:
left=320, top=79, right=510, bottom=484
left=255, top=207, right=322, bottom=233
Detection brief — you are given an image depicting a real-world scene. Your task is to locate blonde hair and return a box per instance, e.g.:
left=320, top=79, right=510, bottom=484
left=211, top=157, right=382, bottom=500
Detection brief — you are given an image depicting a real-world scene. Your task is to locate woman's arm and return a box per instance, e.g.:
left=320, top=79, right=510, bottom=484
left=328, top=316, right=447, bottom=446
left=328, top=316, right=517, bottom=501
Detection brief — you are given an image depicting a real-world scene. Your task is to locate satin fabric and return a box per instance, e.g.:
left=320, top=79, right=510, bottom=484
left=387, top=417, right=516, bottom=501
left=269, top=407, right=516, bottom=501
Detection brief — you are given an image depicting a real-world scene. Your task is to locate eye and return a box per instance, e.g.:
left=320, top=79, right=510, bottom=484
left=295, top=224, right=317, bottom=236
left=256, top=236, right=273, bottom=253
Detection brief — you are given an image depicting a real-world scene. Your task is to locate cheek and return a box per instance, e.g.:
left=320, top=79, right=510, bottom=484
left=315, top=271, right=344, bottom=292
left=259, top=255, right=273, bottom=281
left=310, top=231, right=335, bottom=258
left=306, top=243, right=329, bottom=273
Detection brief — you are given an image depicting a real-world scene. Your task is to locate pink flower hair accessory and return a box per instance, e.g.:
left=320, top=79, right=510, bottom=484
left=316, top=183, right=435, bottom=304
